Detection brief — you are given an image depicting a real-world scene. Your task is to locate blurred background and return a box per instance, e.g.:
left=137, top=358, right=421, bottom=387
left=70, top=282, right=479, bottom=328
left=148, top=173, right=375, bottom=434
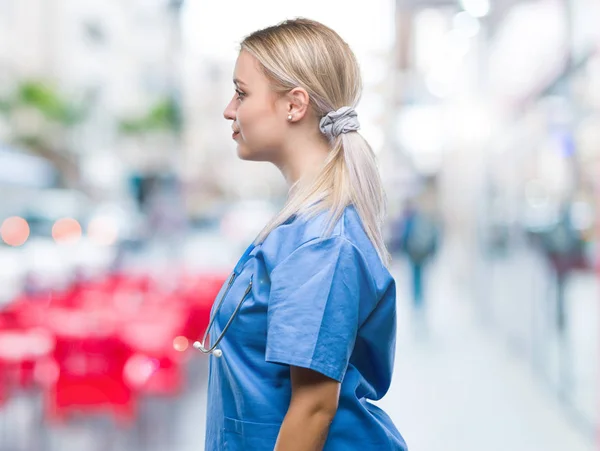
left=0, top=0, right=598, bottom=450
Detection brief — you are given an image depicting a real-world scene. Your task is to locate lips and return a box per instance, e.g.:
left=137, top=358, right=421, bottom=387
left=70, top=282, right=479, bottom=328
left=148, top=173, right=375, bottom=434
left=232, top=131, right=240, bottom=139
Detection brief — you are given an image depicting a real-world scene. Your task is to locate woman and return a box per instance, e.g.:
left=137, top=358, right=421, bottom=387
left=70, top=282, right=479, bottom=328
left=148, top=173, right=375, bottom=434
left=198, top=18, right=407, bottom=451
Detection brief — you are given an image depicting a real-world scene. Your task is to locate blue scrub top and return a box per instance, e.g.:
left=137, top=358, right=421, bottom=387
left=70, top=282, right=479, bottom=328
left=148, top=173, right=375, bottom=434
left=205, top=206, right=407, bottom=450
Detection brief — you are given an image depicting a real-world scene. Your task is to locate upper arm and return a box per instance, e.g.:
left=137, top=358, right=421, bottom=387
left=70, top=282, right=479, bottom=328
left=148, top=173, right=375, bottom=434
left=289, top=366, right=340, bottom=418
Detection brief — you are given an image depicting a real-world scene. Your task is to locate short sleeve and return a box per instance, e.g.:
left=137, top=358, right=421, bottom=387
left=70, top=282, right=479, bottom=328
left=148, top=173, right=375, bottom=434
left=265, top=236, right=372, bottom=382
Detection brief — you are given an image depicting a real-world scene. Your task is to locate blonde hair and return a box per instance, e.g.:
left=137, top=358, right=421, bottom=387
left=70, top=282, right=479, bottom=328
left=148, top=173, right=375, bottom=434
left=243, top=18, right=390, bottom=266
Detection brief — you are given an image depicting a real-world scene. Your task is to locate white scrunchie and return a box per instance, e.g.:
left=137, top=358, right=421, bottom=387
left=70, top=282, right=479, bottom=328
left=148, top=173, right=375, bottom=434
left=319, top=106, right=360, bottom=139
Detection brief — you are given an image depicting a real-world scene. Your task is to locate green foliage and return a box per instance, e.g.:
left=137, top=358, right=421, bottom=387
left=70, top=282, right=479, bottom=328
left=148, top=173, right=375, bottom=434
left=17, top=81, right=84, bottom=125
left=119, top=97, right=181, bottom=135
left=0, top=80, right=85, bottom=125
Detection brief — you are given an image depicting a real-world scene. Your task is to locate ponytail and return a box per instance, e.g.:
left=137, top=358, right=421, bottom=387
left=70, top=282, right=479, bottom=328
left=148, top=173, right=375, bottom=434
left=338, top=132, right=389, bottom=265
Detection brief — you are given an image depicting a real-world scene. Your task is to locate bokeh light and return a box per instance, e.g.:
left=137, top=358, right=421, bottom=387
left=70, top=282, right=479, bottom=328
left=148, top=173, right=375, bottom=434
left=173, top=336, right=189, bottom=352
left=459, top=0, right=490, bottom=18
left=52, top=218, right=82, bottom=244
left=1, top=216, right=30, bottom=246
left=124, top=354, right=160, bottom=387
left=87, top=216, right=119, bottom=246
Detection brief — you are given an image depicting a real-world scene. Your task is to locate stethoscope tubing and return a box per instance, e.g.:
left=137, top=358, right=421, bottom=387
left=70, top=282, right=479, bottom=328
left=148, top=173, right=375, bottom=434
left=193, top=271, right=253, bottom=358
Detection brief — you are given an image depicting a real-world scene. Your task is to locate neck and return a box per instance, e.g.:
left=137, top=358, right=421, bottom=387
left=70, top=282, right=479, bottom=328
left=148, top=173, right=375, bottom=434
left=277, top=133, right=332, bottom=187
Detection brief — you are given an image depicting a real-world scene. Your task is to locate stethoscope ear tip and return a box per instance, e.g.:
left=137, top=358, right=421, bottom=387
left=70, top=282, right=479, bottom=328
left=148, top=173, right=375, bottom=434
left=192, top=341, right=223, bottom=358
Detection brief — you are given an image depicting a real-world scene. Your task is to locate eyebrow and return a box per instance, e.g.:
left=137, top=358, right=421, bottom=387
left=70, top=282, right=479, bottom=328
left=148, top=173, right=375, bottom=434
left=233, top=78, right=247, bottom=87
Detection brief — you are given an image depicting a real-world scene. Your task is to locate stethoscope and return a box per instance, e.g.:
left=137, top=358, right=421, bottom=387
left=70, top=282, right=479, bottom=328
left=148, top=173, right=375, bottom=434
left=193, top=243, right=255, bottom=359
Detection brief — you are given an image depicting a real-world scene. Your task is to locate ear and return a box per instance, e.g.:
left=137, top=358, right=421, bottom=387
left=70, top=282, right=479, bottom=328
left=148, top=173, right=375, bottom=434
left=286, top=87, right=310, bottom=122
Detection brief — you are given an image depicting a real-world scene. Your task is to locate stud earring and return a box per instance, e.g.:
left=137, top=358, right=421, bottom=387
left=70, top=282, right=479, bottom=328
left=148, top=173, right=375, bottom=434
left=287, top=114, right=293, bottom=121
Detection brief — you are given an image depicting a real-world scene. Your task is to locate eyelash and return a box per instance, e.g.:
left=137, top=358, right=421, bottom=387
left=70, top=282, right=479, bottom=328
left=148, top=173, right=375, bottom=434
left=235, top=89, right=246, bottom=100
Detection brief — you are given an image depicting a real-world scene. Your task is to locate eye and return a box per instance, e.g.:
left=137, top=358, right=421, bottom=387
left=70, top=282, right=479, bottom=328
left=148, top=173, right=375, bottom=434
left=235, top=89, right=246, bottom=101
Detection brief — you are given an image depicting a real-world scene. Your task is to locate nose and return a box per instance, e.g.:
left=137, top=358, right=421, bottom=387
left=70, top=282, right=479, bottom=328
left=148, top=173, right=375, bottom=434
left=223, top=95, right=237, bottom=121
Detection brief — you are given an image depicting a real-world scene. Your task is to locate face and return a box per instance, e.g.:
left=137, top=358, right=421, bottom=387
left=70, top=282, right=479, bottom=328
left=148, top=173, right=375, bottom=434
left=223, top=50, right=288, bottom=162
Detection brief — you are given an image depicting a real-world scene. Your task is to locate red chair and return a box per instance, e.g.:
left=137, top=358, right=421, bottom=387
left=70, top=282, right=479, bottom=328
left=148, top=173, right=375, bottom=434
left=44, top=309, right=136, bottom=425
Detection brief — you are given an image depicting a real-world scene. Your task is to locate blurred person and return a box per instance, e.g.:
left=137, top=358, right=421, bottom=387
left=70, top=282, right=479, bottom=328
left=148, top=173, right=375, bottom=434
left=399, top=199, right=440, bottom=333
left=536, top=201, right=588, bottom=397
left=540, top=202, right=586, bottom=335
left=196, top=18, right=406, bottom=451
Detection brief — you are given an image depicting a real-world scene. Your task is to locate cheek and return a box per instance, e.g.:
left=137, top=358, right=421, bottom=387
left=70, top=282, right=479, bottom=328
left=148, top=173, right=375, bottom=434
left=236, top=107, right=253, bottom=138
left=238, top=103, right=279, bottom=143
left=237, top=101, right=257, bottom=127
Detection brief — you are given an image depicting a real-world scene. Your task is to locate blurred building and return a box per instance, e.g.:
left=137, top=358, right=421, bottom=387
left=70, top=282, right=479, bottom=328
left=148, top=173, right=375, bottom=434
left=0, top=0, right=185, bottom=195
left=391, top=0, right=599, bottom=433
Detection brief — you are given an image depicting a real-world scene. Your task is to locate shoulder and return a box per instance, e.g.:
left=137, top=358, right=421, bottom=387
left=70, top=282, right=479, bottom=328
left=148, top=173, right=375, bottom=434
left=257, top=208, right=339, bottom=272
left=259, top=205, right=349, bottom=261
left=259, top=206, right=393, bottom=293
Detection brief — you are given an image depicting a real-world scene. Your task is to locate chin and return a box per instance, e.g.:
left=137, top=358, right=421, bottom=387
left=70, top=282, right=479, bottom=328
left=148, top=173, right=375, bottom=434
left=236, top=144, right=255, bottom=161
left=236, top=144, right=270, bottom=162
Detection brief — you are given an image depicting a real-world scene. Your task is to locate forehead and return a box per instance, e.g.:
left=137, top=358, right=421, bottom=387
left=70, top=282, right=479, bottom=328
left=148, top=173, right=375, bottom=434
left=234, top=50, right=266, bottom=86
